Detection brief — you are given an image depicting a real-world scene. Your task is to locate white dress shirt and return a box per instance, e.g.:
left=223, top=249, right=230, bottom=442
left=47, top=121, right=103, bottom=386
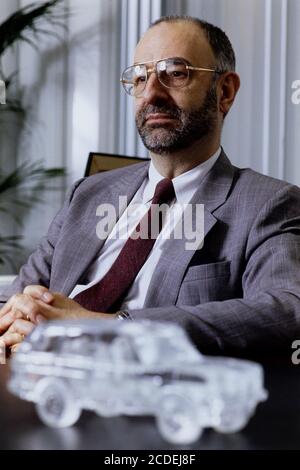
left=69, top=148, right=221, bottom=309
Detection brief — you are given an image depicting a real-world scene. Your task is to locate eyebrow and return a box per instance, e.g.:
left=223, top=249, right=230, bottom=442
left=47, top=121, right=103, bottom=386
left=133, top=56, right=192, bottom=66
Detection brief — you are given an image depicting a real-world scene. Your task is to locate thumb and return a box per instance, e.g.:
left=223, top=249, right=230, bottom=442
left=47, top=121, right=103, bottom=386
left=23, top=285, right=54, bottom=303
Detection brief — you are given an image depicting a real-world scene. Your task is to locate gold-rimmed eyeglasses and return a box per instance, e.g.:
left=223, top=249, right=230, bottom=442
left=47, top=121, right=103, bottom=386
left=120, top=57, right=223, bottom=97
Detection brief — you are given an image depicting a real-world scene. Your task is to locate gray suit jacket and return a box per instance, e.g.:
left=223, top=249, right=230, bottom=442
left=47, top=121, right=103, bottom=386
left=1, top=150, right=300, bottom=356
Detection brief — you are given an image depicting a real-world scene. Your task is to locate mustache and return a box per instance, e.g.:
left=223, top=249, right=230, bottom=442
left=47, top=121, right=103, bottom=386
left=137, top=104, right=181, bottom=125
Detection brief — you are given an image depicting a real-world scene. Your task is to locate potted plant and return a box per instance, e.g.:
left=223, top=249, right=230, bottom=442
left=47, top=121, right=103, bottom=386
left=0, top=0, right=66, bottom=281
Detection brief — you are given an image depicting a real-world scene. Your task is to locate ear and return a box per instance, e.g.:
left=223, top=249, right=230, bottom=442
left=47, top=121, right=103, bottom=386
left=218, top=72, right=240, bottom=116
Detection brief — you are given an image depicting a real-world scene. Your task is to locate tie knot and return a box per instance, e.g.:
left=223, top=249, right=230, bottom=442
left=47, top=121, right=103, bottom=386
left=152, top=178, right=175, bottom=205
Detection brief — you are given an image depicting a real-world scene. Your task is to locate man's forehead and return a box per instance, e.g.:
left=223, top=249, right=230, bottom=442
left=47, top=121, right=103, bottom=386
left=134, top=21, right=214, bottom=64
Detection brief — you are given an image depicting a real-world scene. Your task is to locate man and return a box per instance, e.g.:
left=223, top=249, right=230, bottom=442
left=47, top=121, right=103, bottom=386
left=1, top=15, right=300, bottom=358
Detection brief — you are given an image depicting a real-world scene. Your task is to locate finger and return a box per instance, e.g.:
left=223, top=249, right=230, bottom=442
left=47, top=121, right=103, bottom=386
left=0, top=338, right=6, bottom=364
left=23, top=300, right=51, bottom=323
left=32, top=301, right=59, bottom=321
left=0, top=297, right=14, bottom=318
left=10, top=343, right=21, bottom=354
left=23, top=285, right=54, bottom=303
left=8, top=318, right=35, bottom=337
left=0, top=310, right=23, bottom=335
left=9, top=294, right=43, bottom=323
left=1, top=332, right=23, bottom=348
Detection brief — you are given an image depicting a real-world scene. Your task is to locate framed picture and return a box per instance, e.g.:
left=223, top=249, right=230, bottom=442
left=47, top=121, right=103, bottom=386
left=85, top=152, right=149, bottom=177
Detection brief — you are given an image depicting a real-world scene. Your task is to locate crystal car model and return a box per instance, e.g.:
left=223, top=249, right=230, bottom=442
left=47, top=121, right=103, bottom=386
left=8, top=320, right=268, bottom=444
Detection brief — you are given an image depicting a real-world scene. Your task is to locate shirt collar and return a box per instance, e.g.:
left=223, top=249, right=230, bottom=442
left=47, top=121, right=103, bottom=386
left=142, top=147, right=221, bottom=204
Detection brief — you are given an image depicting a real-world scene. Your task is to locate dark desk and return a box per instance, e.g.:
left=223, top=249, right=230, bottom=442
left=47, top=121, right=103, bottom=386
left=0, top=361, right=299, bottom=450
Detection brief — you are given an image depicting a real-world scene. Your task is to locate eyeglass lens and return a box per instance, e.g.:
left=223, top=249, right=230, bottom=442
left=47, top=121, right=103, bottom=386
left=122, top=58, right=190, bottom=96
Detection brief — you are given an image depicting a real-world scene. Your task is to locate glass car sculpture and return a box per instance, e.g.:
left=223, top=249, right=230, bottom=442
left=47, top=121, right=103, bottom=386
left=8, top=320, right=268, bottom=444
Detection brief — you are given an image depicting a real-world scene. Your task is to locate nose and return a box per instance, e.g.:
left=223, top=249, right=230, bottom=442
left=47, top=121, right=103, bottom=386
left=140, top=70, right=170, bottom=103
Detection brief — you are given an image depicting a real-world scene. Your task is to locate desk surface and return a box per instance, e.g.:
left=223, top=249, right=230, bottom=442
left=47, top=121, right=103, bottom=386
left=0, top=361, right=299, bottom=450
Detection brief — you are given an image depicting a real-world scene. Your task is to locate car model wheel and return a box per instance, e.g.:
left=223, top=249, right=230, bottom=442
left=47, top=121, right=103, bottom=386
left=35, top=378, right=81, bottom=428
left=214, top=402, right=250, bottom=433
left=156, top=393, right=203, bottom=445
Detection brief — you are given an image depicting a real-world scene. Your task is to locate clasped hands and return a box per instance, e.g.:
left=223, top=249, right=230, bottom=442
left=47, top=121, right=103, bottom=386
left=0, top=285, right=116, bottom=354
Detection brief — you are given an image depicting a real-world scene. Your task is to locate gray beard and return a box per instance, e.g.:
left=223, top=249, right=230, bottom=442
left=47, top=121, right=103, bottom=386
left=135, top=83, right=218, bottom=155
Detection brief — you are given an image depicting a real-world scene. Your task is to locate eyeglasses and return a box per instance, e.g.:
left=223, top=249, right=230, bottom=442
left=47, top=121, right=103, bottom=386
left=120, top=57, right=222, bottom=97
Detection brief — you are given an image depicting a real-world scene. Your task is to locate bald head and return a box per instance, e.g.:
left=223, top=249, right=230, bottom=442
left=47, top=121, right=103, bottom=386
left=148, top=16, right=236, bottom=72
left=135, top=21, right=216, bottom=71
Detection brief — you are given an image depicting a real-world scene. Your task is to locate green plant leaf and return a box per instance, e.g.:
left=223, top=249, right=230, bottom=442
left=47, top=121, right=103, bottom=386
left=0, top=1, right=67, bottom=269
left=0, top=161, right=66, bottom=224
left=0, top=0, right=65, bottom=58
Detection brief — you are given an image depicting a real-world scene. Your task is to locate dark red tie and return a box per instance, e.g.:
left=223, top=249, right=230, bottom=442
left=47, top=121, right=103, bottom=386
left=74, top=178, right=175, bottom=312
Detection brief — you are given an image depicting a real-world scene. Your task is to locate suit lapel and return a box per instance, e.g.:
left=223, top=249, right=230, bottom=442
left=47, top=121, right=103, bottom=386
left=144, top=150, right=237, bottom=307
left=57, top=163, right=149, bottom=295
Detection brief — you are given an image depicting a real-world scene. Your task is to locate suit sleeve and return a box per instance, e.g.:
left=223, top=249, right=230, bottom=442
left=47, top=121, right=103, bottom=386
left=128, top=185, right=300, bottom=357
left=0, top=179, right=85, bottom=306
